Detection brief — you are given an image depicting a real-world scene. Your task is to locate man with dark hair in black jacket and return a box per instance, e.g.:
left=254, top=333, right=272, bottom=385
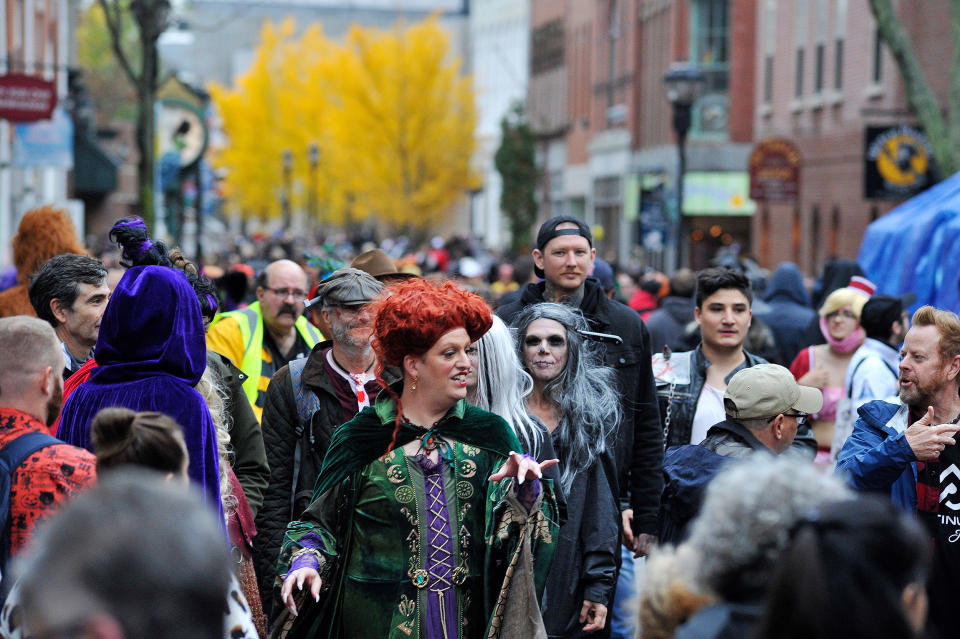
left=497, top=216, right=662, bottom=639
left=653, top=267, right=817, bottom=456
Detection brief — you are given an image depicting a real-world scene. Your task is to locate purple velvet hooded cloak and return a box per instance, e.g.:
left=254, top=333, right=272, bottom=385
left=58, top=265, right=223, bottom=520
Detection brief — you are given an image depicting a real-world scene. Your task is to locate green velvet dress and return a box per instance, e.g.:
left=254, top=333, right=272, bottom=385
left=275, top=397, right=559, bottom=639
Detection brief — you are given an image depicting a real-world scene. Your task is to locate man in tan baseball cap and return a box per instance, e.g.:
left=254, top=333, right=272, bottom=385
left=658, top=363, right=823, bottom=544
left=706, top=364, right=824, bottom=456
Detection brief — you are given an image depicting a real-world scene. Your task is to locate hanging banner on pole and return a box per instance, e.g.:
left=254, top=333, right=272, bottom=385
left=0, top=74, right=57, bottom=122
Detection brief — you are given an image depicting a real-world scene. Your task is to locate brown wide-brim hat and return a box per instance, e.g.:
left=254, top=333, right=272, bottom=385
left=351, top=249, right=416, bottom=282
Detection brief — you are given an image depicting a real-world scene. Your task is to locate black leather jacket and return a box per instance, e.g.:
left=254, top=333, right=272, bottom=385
left=653, top=346, right=816, bottom=456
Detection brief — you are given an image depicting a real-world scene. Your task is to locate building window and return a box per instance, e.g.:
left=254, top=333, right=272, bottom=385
left=872, top=27, right=883, bottom=84
left=870, top=205, right=880, bottom=222
left=830, top=207, right=840, bottom=257
left=762, top=0, right=776, bottom=104
left=549, top=169, right=564, bottom=216
left=814, top=43, right=824, bottom=93
left=834, top=38, right=844, bottom=90
left=795, top=48, right=805, bottom=98
left=760, top=207, right=770, bottom=266
left=531, top=19, right=564, bottom=75
left=810, top=205, right=821, bottom=272
left=763, top=55, right=773, bottom=103
left=690, top=0, right=729, bottom=135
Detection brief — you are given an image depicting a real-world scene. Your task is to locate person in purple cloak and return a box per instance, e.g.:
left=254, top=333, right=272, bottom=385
left=57, top=264, right=223, bottom=521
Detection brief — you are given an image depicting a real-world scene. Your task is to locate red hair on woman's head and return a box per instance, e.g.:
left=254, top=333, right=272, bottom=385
left=370, top=278, right=492, bottom=369
left=370, top=278, right=492, bottom=455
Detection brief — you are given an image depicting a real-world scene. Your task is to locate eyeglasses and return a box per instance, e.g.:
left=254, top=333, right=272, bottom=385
left=265, top=287, right=306, bottom=300
left=523, top=335, right=566, bottom=348
left=783, top=412, right=809, bottom=426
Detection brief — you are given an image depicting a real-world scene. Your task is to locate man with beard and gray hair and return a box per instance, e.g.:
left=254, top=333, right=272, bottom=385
left=639, top=457, right=849, bottom=639
left=837, top=305, right=960, bottom=638
left=254, top=267, right=398, bottom=610
left=0, top=316, right=95, bottom=565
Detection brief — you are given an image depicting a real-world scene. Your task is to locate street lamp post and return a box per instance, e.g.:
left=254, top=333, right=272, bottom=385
left=282, top=149, right=293, bottom=228
left=308, top=143, right=320, bottom=223
left=663, top=62, right=705, bottom=271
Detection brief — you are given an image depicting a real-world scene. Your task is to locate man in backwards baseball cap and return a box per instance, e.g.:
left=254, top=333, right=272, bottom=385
left=707, top=364, right=824, bottom=455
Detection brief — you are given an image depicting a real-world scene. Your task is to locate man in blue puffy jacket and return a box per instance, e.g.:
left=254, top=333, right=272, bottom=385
left=836, top=305, right=960, bottom=638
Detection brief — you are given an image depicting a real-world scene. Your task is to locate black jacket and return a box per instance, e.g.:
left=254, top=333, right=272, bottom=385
left=497, top=278, right=664, bottom=535
left=542, top=441, right=619, bottom=639
left=253, top=341, right=399, bottom=598
left=653, top=346, right=817, bottom=457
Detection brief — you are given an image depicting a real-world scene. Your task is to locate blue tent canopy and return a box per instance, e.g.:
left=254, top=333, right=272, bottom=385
left=858, top=171, right=960, bottom=313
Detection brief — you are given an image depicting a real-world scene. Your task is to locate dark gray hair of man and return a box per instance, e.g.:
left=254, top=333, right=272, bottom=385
left=512, top=302, right=621, bottom=492
left=473, top=315, right=542, bottom=454
left=28, top=253, right=107, bottom=328
left=17, top=469, right=231, bottom=639
left=685, top=455, right=850, bottom=600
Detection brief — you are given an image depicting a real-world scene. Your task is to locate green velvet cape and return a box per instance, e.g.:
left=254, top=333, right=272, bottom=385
left=275, top=397, right=558, bottom=639
left=312, top=397, right=523, bottom=499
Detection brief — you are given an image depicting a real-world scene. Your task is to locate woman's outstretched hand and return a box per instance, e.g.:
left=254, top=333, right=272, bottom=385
left=280, top=567, right=322, bottom=616
left=488, top=451, right=559, bottom=484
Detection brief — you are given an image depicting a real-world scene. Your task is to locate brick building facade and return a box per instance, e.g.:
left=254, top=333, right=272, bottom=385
left=753, top=0, right=953, bottom=275
left=528, top=0, right=759, bottom=270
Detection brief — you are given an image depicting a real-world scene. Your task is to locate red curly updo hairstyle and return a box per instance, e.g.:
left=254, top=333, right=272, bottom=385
left=369, top=278, right=492, bottom=452
left=371, top=278, right=492, bottom=369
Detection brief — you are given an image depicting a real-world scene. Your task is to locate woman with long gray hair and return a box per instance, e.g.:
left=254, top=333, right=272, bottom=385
left=466, top=315, right=563, bottom=498
left=513, top=302, right=620, bottom=638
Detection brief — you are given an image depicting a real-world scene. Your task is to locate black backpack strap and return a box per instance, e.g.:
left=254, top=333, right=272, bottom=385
left=288, top=357, right=321, bottom=520
left=0, top=432, right=60, bottom=579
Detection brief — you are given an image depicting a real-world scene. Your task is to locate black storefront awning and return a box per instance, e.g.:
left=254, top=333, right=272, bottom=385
left=73, top=134, right=118, bottom=195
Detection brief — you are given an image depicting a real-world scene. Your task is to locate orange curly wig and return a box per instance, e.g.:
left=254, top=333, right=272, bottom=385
left=0, top=206, right=85, bottom=318
left=370, top=278, right=492, bottom=370
left=369, top=278, right=492, bottom=453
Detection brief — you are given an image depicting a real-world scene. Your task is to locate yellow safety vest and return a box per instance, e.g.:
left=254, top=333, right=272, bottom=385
left=210, top=301, right=322, bottom=410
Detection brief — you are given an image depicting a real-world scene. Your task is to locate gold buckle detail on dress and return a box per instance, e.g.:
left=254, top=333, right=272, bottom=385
left=412, top=569, right=430, bottom=589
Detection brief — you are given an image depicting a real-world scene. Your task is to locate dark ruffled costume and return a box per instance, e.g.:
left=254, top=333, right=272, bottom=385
left=58, top=265, right=223, bottom=520
left=275, top=397, right=560, bottom=639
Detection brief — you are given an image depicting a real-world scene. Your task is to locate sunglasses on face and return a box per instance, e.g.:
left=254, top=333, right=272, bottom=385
left=523, top=335, right=566, bottom=348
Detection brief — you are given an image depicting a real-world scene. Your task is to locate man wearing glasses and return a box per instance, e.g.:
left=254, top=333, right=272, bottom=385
left=207, top=259, right=322, bottom=421
left=658, top=364, right=822, bottom=543
left=701, top=364, right=821, bottom=457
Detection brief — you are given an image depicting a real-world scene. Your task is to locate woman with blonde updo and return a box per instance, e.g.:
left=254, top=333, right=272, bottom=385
left=789, top=281, right=869, bottom=465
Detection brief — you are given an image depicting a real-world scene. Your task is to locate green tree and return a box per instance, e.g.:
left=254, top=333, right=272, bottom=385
left=95, top=0, right=170, bottom=229
left=494, top=102, right=539, bottom=252
left=868, top=0, right=960, bottom=175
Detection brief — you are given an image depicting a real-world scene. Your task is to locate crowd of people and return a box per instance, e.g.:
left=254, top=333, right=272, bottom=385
left=0, top=204, right=951, bottom=639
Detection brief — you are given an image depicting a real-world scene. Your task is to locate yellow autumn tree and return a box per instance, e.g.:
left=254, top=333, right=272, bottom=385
left=209, top=16, right=478, bottom=228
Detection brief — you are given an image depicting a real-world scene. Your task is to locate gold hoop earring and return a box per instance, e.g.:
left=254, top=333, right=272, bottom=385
left=410, top=376, right=419, bottom=391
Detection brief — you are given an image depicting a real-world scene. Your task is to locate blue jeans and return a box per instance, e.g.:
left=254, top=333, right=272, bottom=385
left=609, top=545, right=638, bottom=639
